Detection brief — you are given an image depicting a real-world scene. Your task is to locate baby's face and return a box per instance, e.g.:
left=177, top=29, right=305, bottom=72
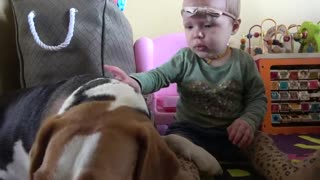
left=182, top=0, right=237, bottom=59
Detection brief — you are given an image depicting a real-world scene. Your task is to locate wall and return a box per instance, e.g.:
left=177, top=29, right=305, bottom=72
left=124, top=0, right=320, bottom=48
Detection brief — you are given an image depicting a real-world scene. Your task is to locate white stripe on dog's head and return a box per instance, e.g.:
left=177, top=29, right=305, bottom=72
left=58, top=78, right=149, bottom=117
left=54, top=133, right=101, bottom=180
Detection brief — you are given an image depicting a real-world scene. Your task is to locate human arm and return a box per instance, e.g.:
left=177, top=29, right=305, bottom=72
left=239, top=59, right=267, bottom=131
left=228, top=57, right=267, bottom=148
left=104, top=65, right=142, bottom=92
left=130, top=49, right=189, bottom=94
left=104, top=60, right=182, bottom=94
left=105, top=49, right=188, bottom=94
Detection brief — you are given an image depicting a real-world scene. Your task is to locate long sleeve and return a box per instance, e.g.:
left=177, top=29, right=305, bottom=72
left=240, top=58, right=267, bottom=131
left=130, top=49, right=188, bottom=94
left=130, top=48, right=268, bottom=129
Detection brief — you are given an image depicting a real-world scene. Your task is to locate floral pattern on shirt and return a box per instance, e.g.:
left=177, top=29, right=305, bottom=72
left=182, top=80, right=243, bottom=118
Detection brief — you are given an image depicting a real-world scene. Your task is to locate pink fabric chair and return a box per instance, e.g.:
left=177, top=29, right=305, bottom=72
left=134, top=32, right=187, bottom=134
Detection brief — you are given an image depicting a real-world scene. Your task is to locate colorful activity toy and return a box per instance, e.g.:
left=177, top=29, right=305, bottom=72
left=296, top=21, right=320, bottom=53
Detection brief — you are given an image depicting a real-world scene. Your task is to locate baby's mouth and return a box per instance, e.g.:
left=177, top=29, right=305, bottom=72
left=194, top=45, right=207, bottom=51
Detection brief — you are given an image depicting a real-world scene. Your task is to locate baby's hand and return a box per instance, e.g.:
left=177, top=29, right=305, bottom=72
left=227, top=118, right=254, bottom=149
left=104, top=65, right=141, bottom=93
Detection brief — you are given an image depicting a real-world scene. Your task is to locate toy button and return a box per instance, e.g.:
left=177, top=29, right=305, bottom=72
left=270, top=71, right=279, bottom=80
left=279, top=81, right=289, bottom=90
left=280, top=103, right=290, bottom=112
left=279, top=91, right=290, bottom=100
left=299, top=91, right=310, bottom=101
left=299, top=80, right=309, bottom=90
left=271, top=103, right=280, bottom=112
left=298, top=70, right=309, bottom=79
left=290, top=114, right=301, bottom=122
left=289, top=91, right=299, bottom=100
left=279, top=70, right=289, bottom=79
left=310, top=102, right=320, bottom=112
left=310, top=113, right=320, bottom=121
left=271, top=91, right=280, bottom=101
left=301, top=114, right=312, bottom=121
left=289, top=70, right=299, bottom=80
left=301, top=102, right=310, bottom=112
left=308, top=80, right=319, bottom=89
left=290, top=103, right=301, bottom=111
left=271, top=114, right=281, bottom=123
left=281, top=115, right=291, bottom=123
left=271, top=81, right=279, bottom=90
left=309, top=70, right=319, bottom=79
left=288, top=80, right=299, bottom=90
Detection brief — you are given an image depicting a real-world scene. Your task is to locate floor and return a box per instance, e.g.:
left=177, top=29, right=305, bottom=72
left=212, top=134, right=320, bottom=180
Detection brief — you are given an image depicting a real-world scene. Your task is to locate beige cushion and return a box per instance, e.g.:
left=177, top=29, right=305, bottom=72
left=0, top=0, right=20, bottom=95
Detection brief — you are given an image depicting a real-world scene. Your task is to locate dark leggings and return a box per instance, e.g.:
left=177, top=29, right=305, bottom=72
left=165, top=121, right=248, bottom=162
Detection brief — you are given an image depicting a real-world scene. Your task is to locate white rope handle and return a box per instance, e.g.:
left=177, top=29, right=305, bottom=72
left=27, top=8, right=78, bottom=51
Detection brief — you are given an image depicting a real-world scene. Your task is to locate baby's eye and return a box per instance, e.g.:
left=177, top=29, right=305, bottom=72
left=204, top=24, right=212, bottom=28
left=184, top=25, right=193, bottom=30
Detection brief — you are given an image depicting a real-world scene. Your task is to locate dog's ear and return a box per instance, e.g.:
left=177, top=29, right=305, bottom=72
left=135, top=124, right=180, bottom=180
left=29, top=115, right=60, bottom=180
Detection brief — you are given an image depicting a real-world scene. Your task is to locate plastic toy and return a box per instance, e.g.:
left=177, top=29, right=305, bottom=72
left=296, top=21, right=320, bottom=53
left=113, top=0, right=127, bottom=11
left=117, top=0, right=127, bottom=11
left=288, top=24, right=301, bottom=52
left=260, top=18, right=277, bottom=54
left=246, top=18, right=290, bottom=55
left=264, top=24, right=294, bottom=53
left=256, top=55, right=320, bottom=134
left=260, top=18, right=292, bottom=54
left=240, top=35, right=246, bottom=51
left=246, top=24, right=262, bottom=55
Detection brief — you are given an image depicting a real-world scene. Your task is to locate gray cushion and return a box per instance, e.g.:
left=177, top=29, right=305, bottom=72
left=11, top=0, right=135, bottom=88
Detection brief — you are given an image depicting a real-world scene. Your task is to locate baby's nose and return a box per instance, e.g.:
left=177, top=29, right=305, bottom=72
left=194, top=30, right=205, bottom=39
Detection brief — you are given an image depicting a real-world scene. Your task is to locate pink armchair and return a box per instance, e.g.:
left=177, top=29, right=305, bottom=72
left=134, top=32, right=187, bottom=134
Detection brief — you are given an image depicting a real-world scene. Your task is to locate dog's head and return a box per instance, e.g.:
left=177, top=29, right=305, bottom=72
left=29, top=78, right=179, bottom=180
left=58, top=78, right=150, bottom=117
left=29, top=101, right=179, bottom=180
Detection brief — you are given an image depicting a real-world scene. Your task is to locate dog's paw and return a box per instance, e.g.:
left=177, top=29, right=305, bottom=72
left=163, top=134, right=223, bottom=176
left=163, top=134, right=193, bottom=160
left=191, top=144, right=223, bottom=176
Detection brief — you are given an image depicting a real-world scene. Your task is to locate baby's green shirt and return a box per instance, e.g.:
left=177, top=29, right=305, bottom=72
left=131, top=48, right=267, bottom=131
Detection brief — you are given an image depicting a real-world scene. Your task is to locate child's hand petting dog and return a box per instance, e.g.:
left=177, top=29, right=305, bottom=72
left=163, top=134, right=223, bottom=176
left=104, top=65, right=141, bottom=93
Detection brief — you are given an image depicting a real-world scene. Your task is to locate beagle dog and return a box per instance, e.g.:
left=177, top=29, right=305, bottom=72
left=30, top=102, right=180, bottom=180
left=0, top=75, right=221, bottom=180
left=0, top=76, right=182, bottom=180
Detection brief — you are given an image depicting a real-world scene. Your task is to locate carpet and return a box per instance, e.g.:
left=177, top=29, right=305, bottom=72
left=214, top=134, right=320, bottom=180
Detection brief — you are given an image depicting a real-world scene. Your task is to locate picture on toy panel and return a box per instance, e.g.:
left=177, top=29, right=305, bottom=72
left=270, top=65, right=320, bottom=127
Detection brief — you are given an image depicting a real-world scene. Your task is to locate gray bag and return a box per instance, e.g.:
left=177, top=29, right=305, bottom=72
left=11, top=0, right=136, bottom=88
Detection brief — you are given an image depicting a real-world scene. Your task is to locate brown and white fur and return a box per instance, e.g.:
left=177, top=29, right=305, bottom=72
left=0, top=77, right=177, bottom=180
left=29, top=101, right=181, bottom=180
left=0, top=76, right=221, bottom=180
left=27, top=77, right=172, bottom=180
